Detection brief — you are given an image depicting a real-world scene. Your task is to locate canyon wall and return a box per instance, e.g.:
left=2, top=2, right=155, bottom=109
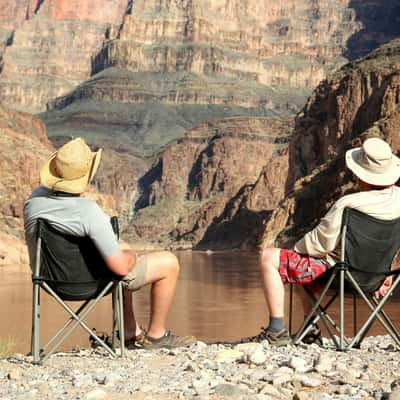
left=261, top=39, right=400, bottom=249
left=125, top=117, right=293, bottom=248
left=0, top=0, right=399, bottom=157
left=128, top=38, right=400, bottom=250
left=0, top=105, right=52, bottom=264
left=0, top=0, right=130, bottom=113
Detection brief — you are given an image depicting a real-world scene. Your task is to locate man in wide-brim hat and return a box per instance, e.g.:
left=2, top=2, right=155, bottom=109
left=24, top=137, right=195, bottom=349
left=243, top=137, right=400, bottom=345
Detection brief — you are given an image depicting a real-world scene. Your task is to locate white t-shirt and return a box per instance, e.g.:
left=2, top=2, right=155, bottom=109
left=24, top=186, right=120, bottom=271
left=294, top=186, right=400, bottom=264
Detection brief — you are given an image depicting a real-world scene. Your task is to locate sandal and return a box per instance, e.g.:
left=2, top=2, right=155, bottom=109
left=134, top=330, right=196, bottom=349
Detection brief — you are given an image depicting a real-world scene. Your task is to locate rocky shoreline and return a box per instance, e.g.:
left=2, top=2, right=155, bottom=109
left=1, top=336, right=400, bottom=400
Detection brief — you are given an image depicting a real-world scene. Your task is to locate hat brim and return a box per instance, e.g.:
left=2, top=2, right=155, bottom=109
left=40, top=148, right=102, bottom=194
left=345, top=147, right=400, bottom=186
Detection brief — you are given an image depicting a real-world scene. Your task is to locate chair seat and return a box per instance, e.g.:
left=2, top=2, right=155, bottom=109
left=39, top=278, right=118, bottom=301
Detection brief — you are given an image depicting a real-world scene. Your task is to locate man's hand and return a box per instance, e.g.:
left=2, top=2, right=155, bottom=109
left=374, top=275, right=393, bottom=299
left=120, top=241, right=132, bottom=251
left=104, top=241, right=136, bottom=276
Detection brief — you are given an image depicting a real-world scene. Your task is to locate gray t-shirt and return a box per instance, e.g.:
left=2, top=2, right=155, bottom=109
left=24, top=186, right=120, bottom=271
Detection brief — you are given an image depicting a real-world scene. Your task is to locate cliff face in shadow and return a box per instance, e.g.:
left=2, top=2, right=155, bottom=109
left=125, top=117, right=293, bottom=248
left=345, top=0, right=400, bottom=61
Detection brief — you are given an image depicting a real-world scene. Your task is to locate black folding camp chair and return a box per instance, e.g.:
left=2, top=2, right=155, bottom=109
left=290, top=207, right=400, bottom=350
left=31, top=217, right=125, bottom=363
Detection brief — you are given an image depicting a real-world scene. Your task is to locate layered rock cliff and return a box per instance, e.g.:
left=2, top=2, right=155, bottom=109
left=0, top=0, right=130, bottom=113
left=1, top=0, right=399, bottom=156
left=127, top=38, right=400, bottom=250
left=125, top=117, right=293, bottom=248
left=0, top=106, right=52, bottom=264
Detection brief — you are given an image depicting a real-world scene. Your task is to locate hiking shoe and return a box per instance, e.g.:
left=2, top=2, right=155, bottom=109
left=135, top=330, right=196, bottom=349
left=239, top=327, right=291, bottom=346
left=295, top=325, right=323, bottom=346
left=89, top=328, right=147, bottom=349
left=125, top=330, right=147, bottom=349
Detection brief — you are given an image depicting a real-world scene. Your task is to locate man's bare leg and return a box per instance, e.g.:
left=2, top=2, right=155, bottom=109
left=144, top=251, right=179, bottom=338
left=123, top=289, right=142, bottom=340
left=259, top=247, right=284, bottom=319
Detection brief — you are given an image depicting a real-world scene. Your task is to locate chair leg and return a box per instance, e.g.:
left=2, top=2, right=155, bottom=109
left=353, top=292, right=357, bottom=338
left=118, top=282, right=125, bottom=357
left=289, top=284, right=293, bottom=336
left=112, top=286, right=118, bottom=350
left=339, top=269, right=345, bottom=350
left=31, top=283, right=41, bottom=364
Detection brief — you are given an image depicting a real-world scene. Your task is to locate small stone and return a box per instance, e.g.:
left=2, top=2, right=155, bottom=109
left=192, top=378, right=210, bottom=396
left=297, top=374, right=322, bottom=388
left=290, top=356, right=312, bottom=373
left=315, top=353, right=335, bottom=373
left=84, top=389, right=107, bottom=400
left=215, top=349, right=243, bottom=362
left=259, top=383, right=281, bottom=397
left=214, top=383, right=244, bottom=396
left=272, top=373, right=293, bottom=386
left=104, top=372, right=121, bottom=387
left=234, top=342, right=263, bottom=354
left=195, top=341, right=208, bottom=349
left=249, top=349, right=267, bottom=366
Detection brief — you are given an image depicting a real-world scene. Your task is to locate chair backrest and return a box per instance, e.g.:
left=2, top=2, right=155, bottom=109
left=35, top=218, right=119, bottom=300
left=341, top=208, right=400, bottom=292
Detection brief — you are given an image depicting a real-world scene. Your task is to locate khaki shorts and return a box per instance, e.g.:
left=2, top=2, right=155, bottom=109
left=122, top=254, right=149, bottom=292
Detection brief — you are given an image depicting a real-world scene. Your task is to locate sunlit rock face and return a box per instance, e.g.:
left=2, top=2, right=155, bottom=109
left=0, top=0, right=130, bottom=113
left=0, top=105, right=51, bottom=264
left=0, top=0, right=399, bottom=155
left=1, top=1, right=400, bottom=252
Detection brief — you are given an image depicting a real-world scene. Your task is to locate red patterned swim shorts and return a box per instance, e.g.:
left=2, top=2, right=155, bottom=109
left=279, top=249, right=331, bottom=291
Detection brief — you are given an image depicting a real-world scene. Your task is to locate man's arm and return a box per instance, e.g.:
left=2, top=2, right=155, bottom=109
left=294, top=199, right=345, bottom=258
left=82, top=202, right=137, bottom=276
left=104, top=243, right=136, bottom=277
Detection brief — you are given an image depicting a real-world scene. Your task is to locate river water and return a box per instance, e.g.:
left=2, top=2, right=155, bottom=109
left=1, top=251, right=399, bottom=353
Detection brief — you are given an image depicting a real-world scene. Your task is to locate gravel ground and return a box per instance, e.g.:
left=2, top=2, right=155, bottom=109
left=1, top=336, right=400, bottom=400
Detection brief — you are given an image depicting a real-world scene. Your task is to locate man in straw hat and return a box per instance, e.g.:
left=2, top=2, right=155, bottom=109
left=241, top=137, right=400, bottom=346
left=24, top=137, right=195, bottom=349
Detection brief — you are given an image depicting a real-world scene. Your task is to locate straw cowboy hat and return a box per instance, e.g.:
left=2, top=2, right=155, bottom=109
left=40, top=138, right=102, bottom=194
left=346, top=137, right=400, bottom=186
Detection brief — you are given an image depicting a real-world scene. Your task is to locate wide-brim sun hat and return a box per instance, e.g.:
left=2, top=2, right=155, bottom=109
left=40, top=137, right=102, bottom=194
left=345, top=137, right=400, bottom=186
